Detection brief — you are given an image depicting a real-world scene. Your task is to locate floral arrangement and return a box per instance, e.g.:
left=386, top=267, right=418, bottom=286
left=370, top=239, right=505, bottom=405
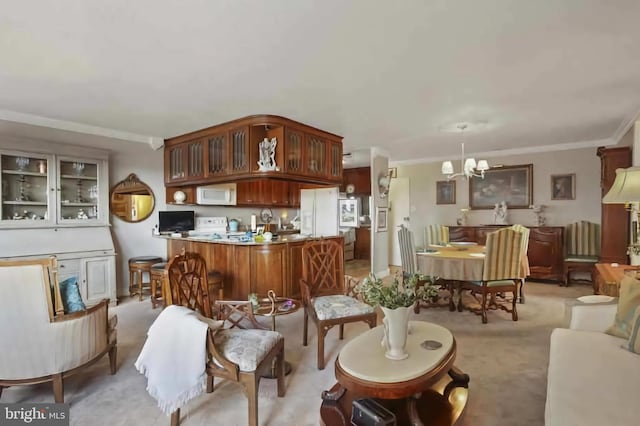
left=628, top=244, right=640, bottom=256
left=356, top=272, right=440, bottom=309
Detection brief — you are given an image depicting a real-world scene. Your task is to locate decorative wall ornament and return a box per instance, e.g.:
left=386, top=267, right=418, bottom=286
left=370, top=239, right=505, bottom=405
left=493, top=201, right=508, bottom=224
left=257, top=137, right=279, bottom=172
left=530, top=204, right=547, bottom=226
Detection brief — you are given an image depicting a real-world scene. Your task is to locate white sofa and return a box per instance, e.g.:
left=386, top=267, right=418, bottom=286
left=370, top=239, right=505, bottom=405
left=545, top=301, right=640, bottom=426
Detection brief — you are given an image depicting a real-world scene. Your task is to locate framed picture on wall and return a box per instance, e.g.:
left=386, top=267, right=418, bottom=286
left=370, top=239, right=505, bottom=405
left=339, top=199, right=360, bottom=227
left=436, top=180, right=456, bottom=205
left=469, top=164, right=533, bottom=209
left=551, top=173, right=575, bottom=200
left=376, top=207, right=388, bottom=232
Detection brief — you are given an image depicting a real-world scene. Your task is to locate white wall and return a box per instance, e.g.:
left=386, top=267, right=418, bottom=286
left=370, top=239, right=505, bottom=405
left=371, top=152, right=389, bottom=277
left=396, top=146, right=602, bottom=248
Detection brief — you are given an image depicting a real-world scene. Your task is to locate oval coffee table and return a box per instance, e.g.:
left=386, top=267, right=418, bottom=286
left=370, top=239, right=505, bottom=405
left=320, top=321, right=469, bottom=425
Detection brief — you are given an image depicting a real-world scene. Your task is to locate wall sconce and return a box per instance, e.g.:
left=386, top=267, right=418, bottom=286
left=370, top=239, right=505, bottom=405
left=378, top=173, right=391, bottom=198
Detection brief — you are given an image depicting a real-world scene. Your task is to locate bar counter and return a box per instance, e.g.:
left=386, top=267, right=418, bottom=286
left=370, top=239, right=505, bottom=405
left=159, top=234, right=343, bottom=300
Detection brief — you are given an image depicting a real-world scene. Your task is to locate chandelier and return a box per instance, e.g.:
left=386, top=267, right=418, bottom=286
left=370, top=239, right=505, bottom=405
left=441, top=124, right=489, bottom=180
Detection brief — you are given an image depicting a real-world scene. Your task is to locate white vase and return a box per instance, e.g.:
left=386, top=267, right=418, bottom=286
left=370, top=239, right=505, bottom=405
left=380, top=306, right=411, bottom=360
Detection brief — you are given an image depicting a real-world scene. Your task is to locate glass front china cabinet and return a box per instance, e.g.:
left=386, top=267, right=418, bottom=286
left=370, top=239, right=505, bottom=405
left=0, top=151, right=107, bottom=226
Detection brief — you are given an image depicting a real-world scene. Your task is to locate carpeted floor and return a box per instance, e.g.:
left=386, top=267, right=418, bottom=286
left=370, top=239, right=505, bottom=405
left=3, top=281, right=591, bottom=426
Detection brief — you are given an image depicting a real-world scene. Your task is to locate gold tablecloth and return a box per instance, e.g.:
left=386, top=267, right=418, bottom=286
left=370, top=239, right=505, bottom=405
left=417, top=246, right=485, bottom=281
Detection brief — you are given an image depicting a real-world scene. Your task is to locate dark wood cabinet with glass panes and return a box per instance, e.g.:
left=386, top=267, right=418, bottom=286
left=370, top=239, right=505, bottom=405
left=163, top=115, right=343, bottom=205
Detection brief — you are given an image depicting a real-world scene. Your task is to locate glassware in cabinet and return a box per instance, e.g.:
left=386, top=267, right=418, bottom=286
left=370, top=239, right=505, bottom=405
left=58, top=159, right=100, bottom=222
left=0, top=153, right=51, bottom=222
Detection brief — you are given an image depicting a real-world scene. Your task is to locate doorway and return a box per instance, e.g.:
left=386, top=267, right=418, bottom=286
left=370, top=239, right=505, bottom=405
left=388, top=177, right=410, bottom=267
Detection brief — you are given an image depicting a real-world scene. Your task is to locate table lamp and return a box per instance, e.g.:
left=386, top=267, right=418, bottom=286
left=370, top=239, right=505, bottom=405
left=603, top=167, right=640, bottom=264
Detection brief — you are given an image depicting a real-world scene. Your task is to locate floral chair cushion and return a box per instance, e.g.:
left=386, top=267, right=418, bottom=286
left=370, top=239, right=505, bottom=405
left=213, top=329, right=282, bottom=372
left=312, top=295, right=375, bottom=320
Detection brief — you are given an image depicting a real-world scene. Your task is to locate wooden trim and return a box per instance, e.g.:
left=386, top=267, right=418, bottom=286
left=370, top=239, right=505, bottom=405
left=165, top=114, right=343, bottom=146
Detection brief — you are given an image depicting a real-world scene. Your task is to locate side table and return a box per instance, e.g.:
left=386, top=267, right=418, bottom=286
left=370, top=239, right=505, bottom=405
left=253, top=295, right=301, bottom=378
left=320, top=321, right=469, bottom=425
left=594, top=263, right=639, bottom=296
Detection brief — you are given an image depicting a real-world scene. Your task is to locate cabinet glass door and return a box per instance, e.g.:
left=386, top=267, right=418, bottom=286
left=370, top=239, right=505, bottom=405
left=0, top=152, right=52, bottom=224
left=58, top=158, right=100, bottom=223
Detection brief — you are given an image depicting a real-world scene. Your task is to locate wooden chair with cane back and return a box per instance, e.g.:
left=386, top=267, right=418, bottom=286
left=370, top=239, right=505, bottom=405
left=165, top=252, right=285, bottom=426
left=300, top=238, right=377, bottom=370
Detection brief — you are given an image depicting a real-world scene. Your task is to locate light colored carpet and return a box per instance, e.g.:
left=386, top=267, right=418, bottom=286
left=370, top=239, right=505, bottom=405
left=3, top=281, right=591, bottom=426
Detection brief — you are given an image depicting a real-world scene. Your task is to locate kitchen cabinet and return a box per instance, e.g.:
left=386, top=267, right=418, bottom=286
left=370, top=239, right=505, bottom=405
left=166, top=236, right=344, bottom=300
left=355, top=227, right=371, bottom=260
left=341, top=167, right=371, bottom=194
left=236, top=179, right=296, bottom=207
left=597, top=146, right=631, bottom=264
left=164, top=115, right=343, bottom=187
left=1, top=150, right=109, bottom=227
left=448, top=225, right=564, bottom=282
left=164, top=138, right=206, bottom=184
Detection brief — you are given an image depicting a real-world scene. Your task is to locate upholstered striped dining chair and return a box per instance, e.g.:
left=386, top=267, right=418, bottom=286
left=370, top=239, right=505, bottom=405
left=398, top=224, right=418, bottom=277
left=511, top=224, right=530, bottom=303
left=459, top=227, right=524, bottom=323
left=563, top=221, right=600, bottom=289
left=425, top=224, right=450, bottom=246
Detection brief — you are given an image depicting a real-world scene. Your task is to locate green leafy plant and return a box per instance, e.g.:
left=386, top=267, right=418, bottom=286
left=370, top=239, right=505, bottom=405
left=356, top=272, right=440, bottom=309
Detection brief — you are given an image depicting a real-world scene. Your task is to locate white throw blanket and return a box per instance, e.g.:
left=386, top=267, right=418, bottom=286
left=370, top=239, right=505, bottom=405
left=135, top=305, right=221, bottom=415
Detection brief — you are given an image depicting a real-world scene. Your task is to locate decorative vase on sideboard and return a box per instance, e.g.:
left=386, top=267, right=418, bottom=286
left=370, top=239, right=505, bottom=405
left=381, top=306, right=411, bottom=360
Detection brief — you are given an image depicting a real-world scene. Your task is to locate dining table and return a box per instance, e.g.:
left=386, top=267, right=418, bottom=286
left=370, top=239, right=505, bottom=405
left=416, top=243, right=486, bottom=311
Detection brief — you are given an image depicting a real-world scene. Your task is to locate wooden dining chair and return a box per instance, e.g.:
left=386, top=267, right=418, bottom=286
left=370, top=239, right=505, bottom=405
left=300, top=239, right=377, bottom=370
left=165, top=252, right=285, bottom=426
left=459, top=228, right=524, bottom=323
left=511, top=224, right=530, bottom=303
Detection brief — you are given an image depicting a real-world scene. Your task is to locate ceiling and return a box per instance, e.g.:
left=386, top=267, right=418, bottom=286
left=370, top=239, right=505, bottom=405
left=1, top=1, right=639, bottom=166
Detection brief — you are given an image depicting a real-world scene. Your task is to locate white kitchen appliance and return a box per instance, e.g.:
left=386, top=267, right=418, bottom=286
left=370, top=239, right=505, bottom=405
left=196, top=183, right=237, bottom=205
left=300, top=187, right=339, bottom=237
left=189, top=216, right=246, bottom=237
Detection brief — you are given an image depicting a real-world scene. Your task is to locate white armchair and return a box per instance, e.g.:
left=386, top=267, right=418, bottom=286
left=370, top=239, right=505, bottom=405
left=0, top=257, right=117, bottom=402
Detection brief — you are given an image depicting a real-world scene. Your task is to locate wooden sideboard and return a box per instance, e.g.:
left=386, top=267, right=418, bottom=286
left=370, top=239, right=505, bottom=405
left=448, top=225, right=564, bottom=282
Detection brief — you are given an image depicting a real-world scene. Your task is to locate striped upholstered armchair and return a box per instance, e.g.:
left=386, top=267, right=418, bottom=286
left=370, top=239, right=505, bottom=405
left=460, top=227, right=525, bottom=323
left=563, top=221, right=600, bottom=289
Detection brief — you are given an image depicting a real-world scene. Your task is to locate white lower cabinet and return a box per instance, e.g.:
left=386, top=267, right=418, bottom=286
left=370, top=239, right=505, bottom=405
left=55, top=254, right=116, bottom=307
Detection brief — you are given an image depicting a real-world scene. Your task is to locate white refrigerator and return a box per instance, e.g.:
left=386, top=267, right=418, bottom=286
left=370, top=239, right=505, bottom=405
left=300, top=187, right=339, bottom=237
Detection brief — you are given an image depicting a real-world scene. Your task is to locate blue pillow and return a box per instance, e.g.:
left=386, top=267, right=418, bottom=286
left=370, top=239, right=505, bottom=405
left=59, top=276, right=86, bottom=313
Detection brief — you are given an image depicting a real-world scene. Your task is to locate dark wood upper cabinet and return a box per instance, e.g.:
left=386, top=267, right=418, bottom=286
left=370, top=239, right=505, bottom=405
left=164, top=115, right=343, bottom=187
left=164, top=139, right=206, bottom=184
left=597, top=146, right=631, bottom=264
left=342, top=167, right=371, bottom=194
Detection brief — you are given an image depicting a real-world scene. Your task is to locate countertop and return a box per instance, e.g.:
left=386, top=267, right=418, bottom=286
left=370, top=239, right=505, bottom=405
left=154, top=233, right=319, bottom=245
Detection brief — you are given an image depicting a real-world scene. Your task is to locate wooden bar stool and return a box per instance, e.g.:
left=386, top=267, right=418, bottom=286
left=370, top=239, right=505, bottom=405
left=150, top=262, right=168, bottom=309
left=207, top=270, right=224, bottom=301
left=128, top=256, right=163, bottom=301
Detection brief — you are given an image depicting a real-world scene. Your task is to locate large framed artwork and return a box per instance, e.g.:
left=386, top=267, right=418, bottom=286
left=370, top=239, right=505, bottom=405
left=469, top=164, right=533, bottom=209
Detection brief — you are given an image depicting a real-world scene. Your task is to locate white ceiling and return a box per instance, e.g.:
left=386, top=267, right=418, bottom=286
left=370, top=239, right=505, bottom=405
left=1, top=1, right=639, bottom=166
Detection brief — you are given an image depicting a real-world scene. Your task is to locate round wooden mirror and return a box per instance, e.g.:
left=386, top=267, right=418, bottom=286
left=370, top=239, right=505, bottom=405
left=110, top=173, right=155, bottom=222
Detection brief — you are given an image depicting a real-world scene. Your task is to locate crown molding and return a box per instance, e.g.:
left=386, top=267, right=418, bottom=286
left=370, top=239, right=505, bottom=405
left=611, top=107, right=640, bottom=144
left=0, top=109, right=161, bottom=147
left=390, top=138, right=612, bottom=167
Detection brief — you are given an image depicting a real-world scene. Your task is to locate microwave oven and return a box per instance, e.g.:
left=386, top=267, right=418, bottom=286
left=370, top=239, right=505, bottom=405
left=196, top=183, right=237, bottom=205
